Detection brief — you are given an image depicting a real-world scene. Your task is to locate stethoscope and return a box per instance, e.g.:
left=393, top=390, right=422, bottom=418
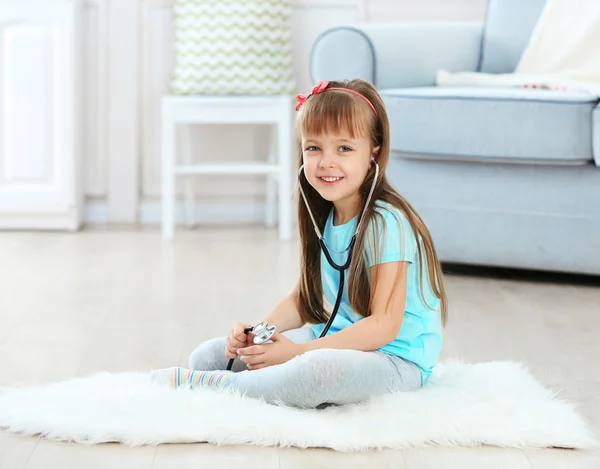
left=226, top=322, right=276, bottom=370
left=226, top=160, right=379, bottom=371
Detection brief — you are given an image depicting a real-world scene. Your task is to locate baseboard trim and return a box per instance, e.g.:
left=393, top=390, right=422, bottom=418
left=0, top=210, right=82, bottom=231
left=84, top=201, right=274, bottom=225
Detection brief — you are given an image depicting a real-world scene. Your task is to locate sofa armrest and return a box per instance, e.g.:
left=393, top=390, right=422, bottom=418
left=310, top=22, right=483, bottom=90
left=594, top=105, right=600, bottom=167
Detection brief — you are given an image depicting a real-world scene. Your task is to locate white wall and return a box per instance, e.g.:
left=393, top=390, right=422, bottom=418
left=83, top=0, right=487, bottom=225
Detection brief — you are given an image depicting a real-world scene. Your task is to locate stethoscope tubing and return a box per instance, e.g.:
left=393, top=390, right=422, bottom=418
left=226, top=161, right=378, bottom=371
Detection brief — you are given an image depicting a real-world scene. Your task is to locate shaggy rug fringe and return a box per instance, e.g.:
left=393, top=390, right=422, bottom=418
left=0, top=360, right=596, bottom=451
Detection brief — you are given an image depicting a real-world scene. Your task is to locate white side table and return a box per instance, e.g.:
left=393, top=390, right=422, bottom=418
left=161, top=95, right=294, bottom=241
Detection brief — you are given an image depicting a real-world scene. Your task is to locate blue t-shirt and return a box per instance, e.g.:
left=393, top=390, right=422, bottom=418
left=311, top=200, right=443, bottom=384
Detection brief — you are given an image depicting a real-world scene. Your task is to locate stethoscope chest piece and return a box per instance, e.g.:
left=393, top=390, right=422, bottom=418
left=251, top=322, right=276, bottom=344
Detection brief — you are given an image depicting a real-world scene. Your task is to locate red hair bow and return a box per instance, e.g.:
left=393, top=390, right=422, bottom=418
left=296, top=81, right=330, bottom=111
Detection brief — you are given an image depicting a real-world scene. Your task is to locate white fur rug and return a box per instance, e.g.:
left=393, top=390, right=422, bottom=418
left=0, top=361, right=596, bottom=451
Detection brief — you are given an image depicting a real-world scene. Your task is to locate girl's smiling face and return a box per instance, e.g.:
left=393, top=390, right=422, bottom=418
left=301, top=132, right=379, bottom=222
left=296, top=84, right=383, bottom=223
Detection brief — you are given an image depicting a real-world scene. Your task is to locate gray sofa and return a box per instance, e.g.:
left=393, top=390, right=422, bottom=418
left=310, top=0, right=600, bottom=276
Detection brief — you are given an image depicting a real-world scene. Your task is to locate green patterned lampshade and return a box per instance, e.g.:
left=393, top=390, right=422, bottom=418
left=170, top=0, right=296, bottom=95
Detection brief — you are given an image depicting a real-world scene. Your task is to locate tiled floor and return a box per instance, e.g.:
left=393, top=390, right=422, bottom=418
left=0, top=227, right=599, bottom=468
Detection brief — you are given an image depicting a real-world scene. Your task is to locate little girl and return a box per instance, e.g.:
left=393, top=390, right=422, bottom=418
left=152, top=79, right=448, bottom=408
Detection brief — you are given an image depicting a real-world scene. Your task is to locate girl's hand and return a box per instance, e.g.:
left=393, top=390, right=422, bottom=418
left=237, top=333, right=303, bottom=370
left=225, top=322, right=253, bottom=359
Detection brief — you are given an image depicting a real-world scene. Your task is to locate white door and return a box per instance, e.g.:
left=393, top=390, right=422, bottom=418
left=0, top=0, right=82, bottom=230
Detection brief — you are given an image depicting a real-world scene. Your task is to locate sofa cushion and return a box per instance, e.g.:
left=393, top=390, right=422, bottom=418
left=480, top=0, right=547, bottom=73
left=381, top=86, right=598, bottom=164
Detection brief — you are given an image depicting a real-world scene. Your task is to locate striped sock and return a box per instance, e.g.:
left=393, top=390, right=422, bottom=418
left=151, top=367, right=233, bottom=390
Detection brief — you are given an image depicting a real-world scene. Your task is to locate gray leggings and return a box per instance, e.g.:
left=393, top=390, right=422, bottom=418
left=188, top=326, right=422, bottom=408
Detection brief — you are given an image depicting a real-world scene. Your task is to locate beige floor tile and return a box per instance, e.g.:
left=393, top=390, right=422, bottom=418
left=0, top=323, right=92, bottom=386
left=0, top=433, right=39, bottom=469
left=24, top=440, right=156, bottom=469
left=152, top=443, right=279, bottom=469
left=0, top=322, right=19, bottom=350
left=76, top=322, right=188, bottom=374
left=401, top=446, right=532, bottom=469
left=579, top=398, right=600, bottom=442
left=524, top=448, right=600, bottom=469
left=278, top=446, right=405, bottom=469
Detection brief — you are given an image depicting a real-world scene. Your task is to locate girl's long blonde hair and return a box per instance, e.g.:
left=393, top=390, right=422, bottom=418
left=295, top=79, right=448, bottom=326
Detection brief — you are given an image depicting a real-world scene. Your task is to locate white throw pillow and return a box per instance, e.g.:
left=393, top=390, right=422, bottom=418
left=170, top=0, right=296, bottom=95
